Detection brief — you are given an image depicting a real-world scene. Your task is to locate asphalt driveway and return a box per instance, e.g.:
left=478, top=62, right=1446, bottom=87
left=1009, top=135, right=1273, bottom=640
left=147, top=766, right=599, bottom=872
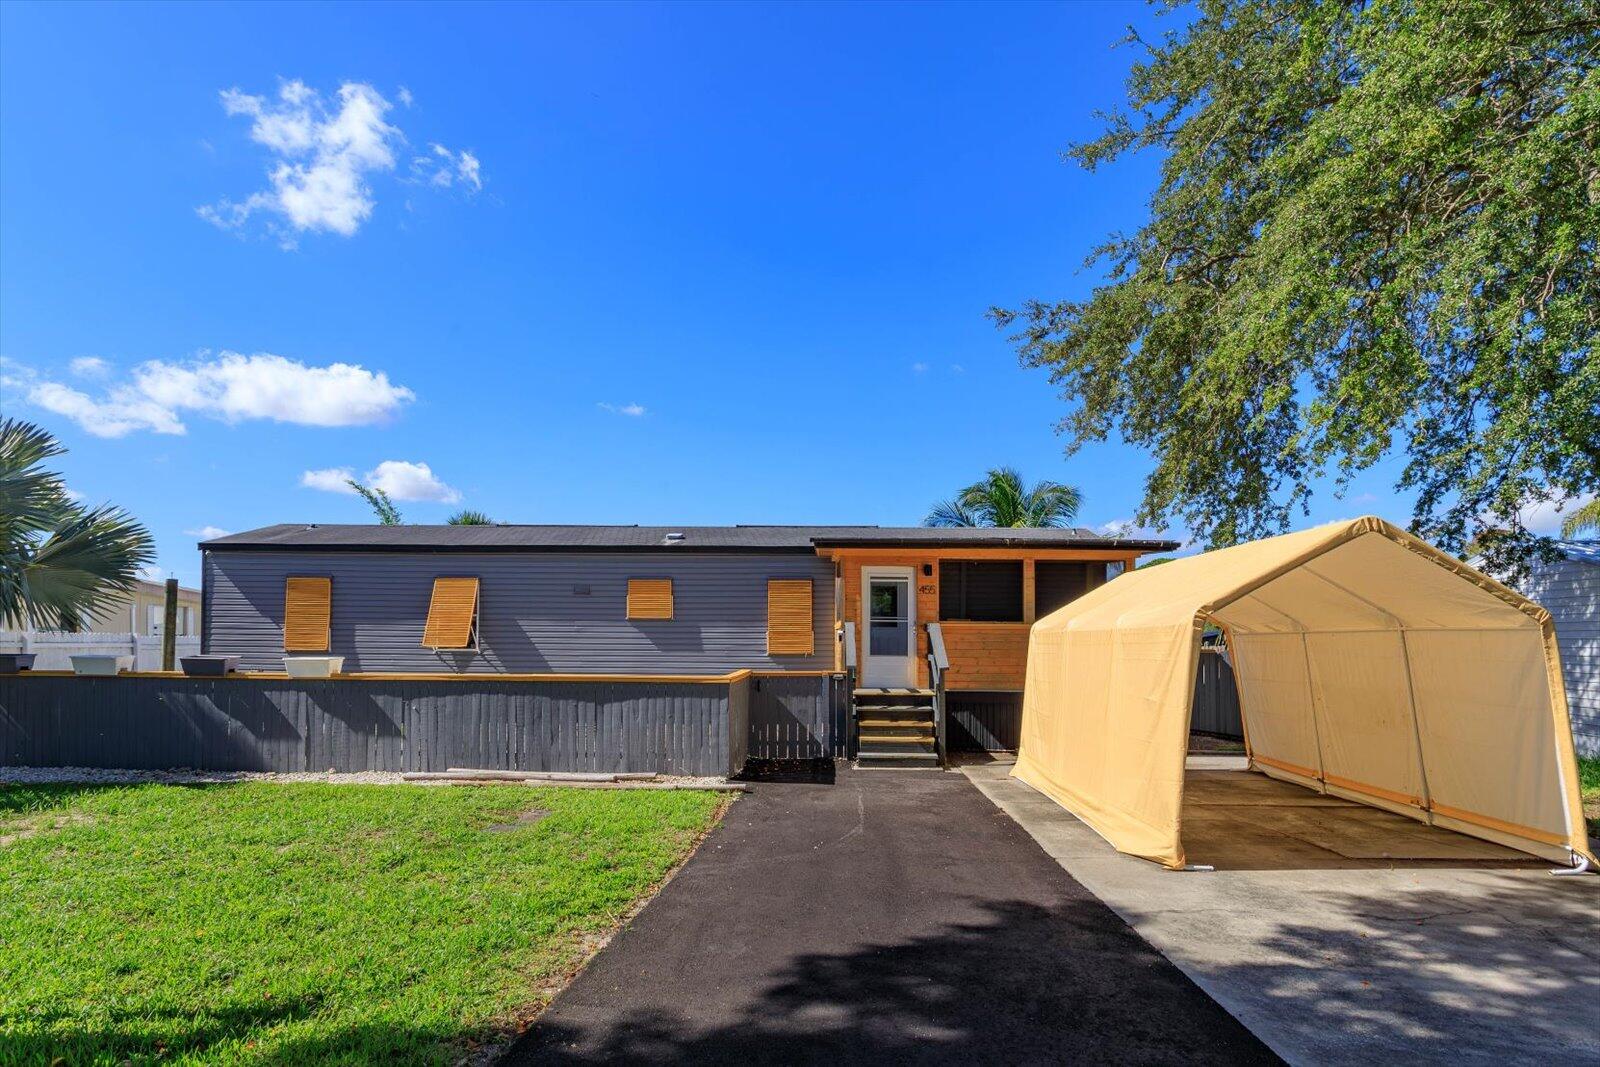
left=506, top=764, right=1276, bottom=1065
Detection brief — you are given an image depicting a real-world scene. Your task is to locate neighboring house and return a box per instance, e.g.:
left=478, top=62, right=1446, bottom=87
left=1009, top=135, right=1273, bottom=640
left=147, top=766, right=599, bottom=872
left=1516, top=541, right=1599, bottom=756
left=85, top=579, right=202, bottom=638
left=200, top=524, right=1176, bottom=760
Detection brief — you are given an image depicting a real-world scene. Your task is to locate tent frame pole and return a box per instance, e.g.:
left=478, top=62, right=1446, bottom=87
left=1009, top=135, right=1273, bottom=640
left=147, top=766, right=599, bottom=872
left=1297, top=632, right=1328, bottom=792
left=1396, top=627, right=1436, bottom=824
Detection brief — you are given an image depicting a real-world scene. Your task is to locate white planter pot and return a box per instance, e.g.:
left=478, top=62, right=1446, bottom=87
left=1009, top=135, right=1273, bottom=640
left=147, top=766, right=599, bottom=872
left=284, top=656, right=345, bottom=678
left=71, top=654, right=134, bottom=677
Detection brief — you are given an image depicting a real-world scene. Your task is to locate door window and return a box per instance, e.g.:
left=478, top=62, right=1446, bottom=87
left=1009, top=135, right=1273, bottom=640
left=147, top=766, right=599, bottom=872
left=868, top=578, right=910, bottom=656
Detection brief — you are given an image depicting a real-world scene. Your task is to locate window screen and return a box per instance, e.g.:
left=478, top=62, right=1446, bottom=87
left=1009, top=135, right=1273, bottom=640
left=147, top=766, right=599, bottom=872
left=939, top=561, right=1023, bottom=621
left=1035, top=562, right=1092, bottom=617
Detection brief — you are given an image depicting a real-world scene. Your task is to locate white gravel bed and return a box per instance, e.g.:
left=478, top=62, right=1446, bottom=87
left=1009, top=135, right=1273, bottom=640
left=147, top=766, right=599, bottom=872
left=0, top=766, right=736, bottom=790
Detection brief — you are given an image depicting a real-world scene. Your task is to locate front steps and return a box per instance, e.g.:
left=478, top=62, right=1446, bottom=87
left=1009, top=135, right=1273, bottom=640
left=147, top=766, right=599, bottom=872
left=854, top=688, right=940, bottom=768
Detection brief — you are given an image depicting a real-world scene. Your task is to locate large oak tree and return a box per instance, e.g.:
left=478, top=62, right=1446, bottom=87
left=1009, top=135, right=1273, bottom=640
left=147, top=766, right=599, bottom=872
left=994, top=0, right=1598, bottom=575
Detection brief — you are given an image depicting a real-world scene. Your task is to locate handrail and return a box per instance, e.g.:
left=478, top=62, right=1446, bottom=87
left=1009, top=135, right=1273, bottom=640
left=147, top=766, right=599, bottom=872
left=840, top=622, right=859, bottom=758
left=926, top=622, right=949, bottom=767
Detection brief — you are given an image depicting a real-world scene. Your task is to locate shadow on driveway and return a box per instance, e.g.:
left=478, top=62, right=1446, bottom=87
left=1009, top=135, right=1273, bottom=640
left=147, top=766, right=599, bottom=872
left=505, top=767, right=1276, bottom=1065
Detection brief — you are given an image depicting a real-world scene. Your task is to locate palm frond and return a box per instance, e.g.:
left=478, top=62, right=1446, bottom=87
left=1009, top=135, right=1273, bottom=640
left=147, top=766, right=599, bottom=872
left=923, top=499, right=979, bottom=528
left=1560, top=498, right=1600, bottom=539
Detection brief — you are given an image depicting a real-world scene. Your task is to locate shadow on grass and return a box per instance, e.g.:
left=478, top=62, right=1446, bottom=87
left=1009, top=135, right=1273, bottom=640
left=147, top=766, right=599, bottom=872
left=4, top=994, right=329, bottom=1066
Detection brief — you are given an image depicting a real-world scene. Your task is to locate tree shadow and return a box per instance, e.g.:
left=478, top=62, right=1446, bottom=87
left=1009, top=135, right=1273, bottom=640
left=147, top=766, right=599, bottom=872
left=508, top=897, right=1279, bottom=1065
left=1114, top=880, right=1600, bottom=1061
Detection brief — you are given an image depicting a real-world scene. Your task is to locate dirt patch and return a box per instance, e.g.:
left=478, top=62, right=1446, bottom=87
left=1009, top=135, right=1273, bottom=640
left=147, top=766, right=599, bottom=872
left=484, top=809, right=552, bottom=833
left=0, top=810, right=94, bottom=847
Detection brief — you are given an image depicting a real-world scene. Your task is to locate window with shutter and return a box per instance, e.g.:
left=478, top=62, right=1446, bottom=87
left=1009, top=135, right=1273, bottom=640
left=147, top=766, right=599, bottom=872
left=767, top=579, right=814, bottom=656
left=422, top=577, right=480, bottom=649
left=283, top=577, right=332, bottom=652
left=626, top=579, right=674, bottom=620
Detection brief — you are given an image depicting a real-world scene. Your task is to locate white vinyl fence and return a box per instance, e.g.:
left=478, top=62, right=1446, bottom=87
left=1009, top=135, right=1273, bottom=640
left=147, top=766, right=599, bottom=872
left=0, top=631, right=201, bottom=672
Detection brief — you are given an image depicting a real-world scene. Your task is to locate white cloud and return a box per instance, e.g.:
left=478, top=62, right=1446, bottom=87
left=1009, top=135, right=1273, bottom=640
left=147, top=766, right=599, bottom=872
left=185, top=525, right=232, bottom=540
left=411, top=142, right=482, bottom=192
left=27, top=380, right=186, bottom=437
left=950, top=363, right=966, bottom=374
left=132, top=352, right=414, bottom=427
left=302, top=460, right=461, bottom=503
left=367, top=460, right=461, bottom=502
left=397, top=86, right=414, bottom=108
left=1096, top=518, right=1136, bottom=537
left=137, top=565, right=168, bottom=582
left=912, top=362, right=929, bottom=373
left=19, top=351, right=414, bottom=438
left=301, top=467, right=358, bottom=493
left=598, top=401, right=646, bottom=417
left=70, top=356, right=111, bottom=379
left=62, top=486, right=85, bottom=502
left=1519, top=494, right=1596, bottom=536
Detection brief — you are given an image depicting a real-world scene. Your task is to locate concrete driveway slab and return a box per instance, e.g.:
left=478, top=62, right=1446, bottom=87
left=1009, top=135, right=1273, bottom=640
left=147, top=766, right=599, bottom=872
left=964, top=758, right=1600, bottom=1066
left=505, top=765, right=1277, bottom=1065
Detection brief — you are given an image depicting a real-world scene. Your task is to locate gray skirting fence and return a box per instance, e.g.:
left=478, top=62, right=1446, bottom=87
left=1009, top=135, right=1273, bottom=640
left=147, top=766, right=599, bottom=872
left=0, top=674, right=752, bottom=778
left=1191, top=648, right=1244, bottom=738
left=746, top=674, right=849, bottom=760
left=0, top=656, right=1240, bottom=774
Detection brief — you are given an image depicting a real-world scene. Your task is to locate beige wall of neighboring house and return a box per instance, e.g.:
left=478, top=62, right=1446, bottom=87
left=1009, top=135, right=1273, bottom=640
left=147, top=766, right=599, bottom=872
left=86, top=579, right=202, bottom=637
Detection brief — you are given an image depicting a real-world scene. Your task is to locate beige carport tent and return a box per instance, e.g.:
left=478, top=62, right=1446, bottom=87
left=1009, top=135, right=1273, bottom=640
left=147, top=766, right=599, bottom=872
left=1015, top=516, right=1594, bottom=870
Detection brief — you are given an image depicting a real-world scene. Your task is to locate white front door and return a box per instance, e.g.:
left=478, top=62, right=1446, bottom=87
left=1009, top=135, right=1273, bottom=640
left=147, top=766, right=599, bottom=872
left=861, top=567, right=915, bottom=688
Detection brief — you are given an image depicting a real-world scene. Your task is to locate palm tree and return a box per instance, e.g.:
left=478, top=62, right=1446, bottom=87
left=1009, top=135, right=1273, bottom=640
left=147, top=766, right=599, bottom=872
left=347, top=479, right=402, bottom=525
left=447, top=509, right=494, bottom=525
left=924, top=467, right=1084, bottom=528
left=1560, top=498, right=1600, bottom=539
left=0, top=418, right=155, bottom=630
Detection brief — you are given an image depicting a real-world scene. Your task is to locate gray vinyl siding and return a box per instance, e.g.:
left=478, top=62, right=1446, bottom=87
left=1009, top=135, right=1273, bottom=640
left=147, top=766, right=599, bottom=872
left=1521, top=557, right=1600, bottom=756
left=203, top=550, right=837, bottom=676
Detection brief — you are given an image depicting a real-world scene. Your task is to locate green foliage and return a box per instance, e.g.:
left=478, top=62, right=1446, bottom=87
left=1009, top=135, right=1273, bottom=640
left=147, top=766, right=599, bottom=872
left=347, top=479, right=403, bottom=525
left=1560, top=498, right=1600, bottom=538
left=0, top=781, right=725, bottom=1064
left=0, top=418, right=155, bottom=629
left=447, top=509, right=494, bottom=525
left=993, top=1, right=1599, bottom=578
left=925, top=466, right=1084, bottom=527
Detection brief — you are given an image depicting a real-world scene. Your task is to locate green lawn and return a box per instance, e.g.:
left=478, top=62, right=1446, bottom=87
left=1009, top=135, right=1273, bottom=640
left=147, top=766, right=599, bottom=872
left=1579, top=755, right=1599, bottom=840
left=0, top=781, right=727, bottom=1065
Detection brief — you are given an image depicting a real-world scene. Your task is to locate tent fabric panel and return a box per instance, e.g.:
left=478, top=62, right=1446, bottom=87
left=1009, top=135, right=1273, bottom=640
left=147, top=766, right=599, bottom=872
left=1015, top=623, right=1192, bottom=869
left=1302, top=631, right=1425, bottom=809
left=1227, top=633, right=1322, bottom=777
left=1311, top=534, right=1539, bottom=631
left=1233, top=566, right=1398, bottom=633
left=1405, top=629, right=1568, bottom=843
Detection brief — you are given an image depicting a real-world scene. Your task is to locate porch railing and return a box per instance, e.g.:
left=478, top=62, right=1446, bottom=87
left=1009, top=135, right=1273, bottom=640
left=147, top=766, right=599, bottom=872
left=926, top=621, right=949, bottom=767
left=840, top=621, right=858, bottom=757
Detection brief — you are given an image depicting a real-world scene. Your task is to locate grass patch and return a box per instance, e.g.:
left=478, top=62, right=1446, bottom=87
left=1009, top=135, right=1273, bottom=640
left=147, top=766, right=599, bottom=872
left=1579, top=755, right=1599, bottom=840
left=0, top=782, right=726, bottom=1064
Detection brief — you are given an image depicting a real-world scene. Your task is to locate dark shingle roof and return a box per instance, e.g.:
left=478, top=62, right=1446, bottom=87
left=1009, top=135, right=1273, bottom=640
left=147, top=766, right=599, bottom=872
left=202, top=524, right=1179, bottom=553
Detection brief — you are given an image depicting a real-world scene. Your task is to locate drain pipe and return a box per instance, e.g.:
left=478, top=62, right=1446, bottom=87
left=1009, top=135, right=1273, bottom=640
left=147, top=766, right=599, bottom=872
left=1551, top=852, right=1592, bottom=877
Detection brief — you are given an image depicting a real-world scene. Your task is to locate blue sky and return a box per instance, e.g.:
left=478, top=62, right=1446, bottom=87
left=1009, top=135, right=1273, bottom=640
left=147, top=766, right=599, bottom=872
left=1, top=1, right=1417, bottom=588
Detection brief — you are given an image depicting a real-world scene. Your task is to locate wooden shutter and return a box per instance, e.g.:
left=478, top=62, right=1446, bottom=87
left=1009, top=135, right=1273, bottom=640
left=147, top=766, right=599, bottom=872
left=283, top=577, right=331, bottom=652
left=627, top=579, right=673, bottom=620
left=767, top=579, right=814, bottom=656
left=422, top=577, right=479, bottom=649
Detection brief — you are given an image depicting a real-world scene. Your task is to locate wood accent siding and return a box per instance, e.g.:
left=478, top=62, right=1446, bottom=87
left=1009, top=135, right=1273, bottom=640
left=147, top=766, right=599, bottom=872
left=940, top=622, right=1031, bottom=690
left=828, top=547, right=1128, bottom=692
left=421, top=577, right=479, bottom=649
left=205, top=551, right=836, bottom=675
left=282, top=577, right=331, bottom=652
left=766, top=579, right=815, bottom=656
left=626, top=578, right=674, bottom=620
